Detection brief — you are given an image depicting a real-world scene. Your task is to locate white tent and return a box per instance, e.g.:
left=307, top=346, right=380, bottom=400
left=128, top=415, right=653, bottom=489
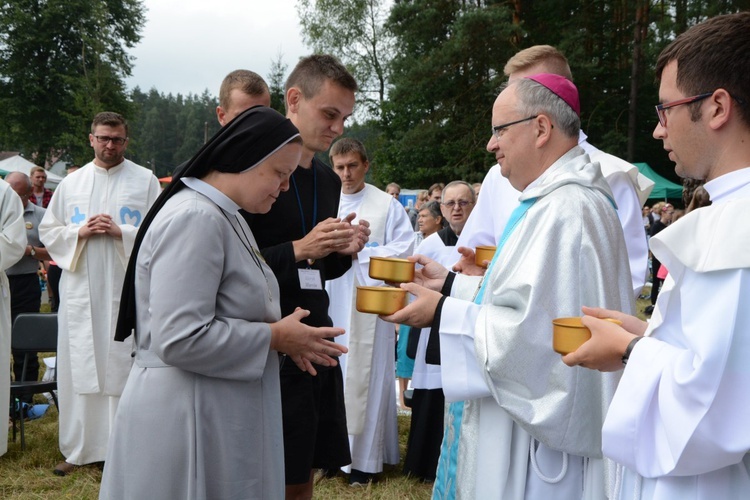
left=0, top=155, right=63, bottom=187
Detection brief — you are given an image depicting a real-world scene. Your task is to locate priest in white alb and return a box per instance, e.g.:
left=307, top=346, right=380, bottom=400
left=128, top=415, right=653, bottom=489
left=325, top=138, right=414, bottom=485
left=384, top=74, right=634, bottom=499
left=564, top=13, right=750, bottom=500
left=0, top=177, right=27, bottom=456
left=40, top=112, right=160, bottom=475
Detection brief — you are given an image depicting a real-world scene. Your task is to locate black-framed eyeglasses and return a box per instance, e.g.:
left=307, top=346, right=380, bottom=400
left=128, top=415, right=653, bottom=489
left=94, top=135, right=127, bottom=146
left=654, top=92, right=713, bottom=128
left=441, top=200, right=473, bottom=210
left=491, top=115, right=538, bottom=141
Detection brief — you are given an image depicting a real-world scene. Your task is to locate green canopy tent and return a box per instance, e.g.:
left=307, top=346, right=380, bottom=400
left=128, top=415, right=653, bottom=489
left=634, top=163, right=683, bottom=200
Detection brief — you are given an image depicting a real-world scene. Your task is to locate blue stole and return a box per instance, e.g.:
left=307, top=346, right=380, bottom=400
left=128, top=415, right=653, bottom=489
left=432, top=197, right=537, bottom=500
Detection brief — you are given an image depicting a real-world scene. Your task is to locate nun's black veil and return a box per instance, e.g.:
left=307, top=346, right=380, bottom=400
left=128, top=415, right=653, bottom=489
left=114, top=105, right=300, bottom=341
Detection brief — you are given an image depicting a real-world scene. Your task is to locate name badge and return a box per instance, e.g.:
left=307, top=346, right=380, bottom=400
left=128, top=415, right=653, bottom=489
left=298, top=269, right=323, bottom=290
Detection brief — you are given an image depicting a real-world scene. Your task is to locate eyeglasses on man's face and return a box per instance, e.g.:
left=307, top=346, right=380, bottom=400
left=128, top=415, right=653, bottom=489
left=654, top=92, right=713, bottom=128
left=491, top=115, right=538, bottom=142
left=441, top=200, right=473, bottom=210
left=94, top=135, right=127, bottom=146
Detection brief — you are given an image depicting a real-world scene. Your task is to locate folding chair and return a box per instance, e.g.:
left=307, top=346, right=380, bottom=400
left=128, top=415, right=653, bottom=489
left=9, top=312, right=59, bottom=450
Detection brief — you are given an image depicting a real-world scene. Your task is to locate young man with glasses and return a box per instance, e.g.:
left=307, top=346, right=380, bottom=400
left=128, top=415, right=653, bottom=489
left=564, top=12, right=750, bottom=499
left=39, top=111, right=160, bottom=476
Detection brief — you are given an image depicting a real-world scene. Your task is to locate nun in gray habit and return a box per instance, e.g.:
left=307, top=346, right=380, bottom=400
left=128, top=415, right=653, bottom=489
left=101, top=106, right=347, bottom=500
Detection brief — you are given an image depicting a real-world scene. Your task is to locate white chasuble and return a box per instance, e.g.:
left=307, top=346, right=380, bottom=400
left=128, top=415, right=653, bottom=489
left=0, top=180, right=28, bottom=456
left=603, top=169, right=750, bottom=500
left=439, top=149, right=635, bottom=499
left=328, top=184, right=414, bottom=431
left=40, top=160, right=160, bottom=464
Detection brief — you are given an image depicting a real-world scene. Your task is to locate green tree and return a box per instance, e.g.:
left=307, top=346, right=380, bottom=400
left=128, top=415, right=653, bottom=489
left=267, top=52, right=289, bottom=114
left=0, top=0, right=144, bottom=165
left=127, top=87, right=219, bottom=177
left=298, top=0, right=393, bottom=117
left=377, top=0, right=518, bottom=187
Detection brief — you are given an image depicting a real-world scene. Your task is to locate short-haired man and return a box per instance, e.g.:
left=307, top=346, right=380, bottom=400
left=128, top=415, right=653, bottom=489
left=326, top=138, right=414, bottom=485
left=386, top=75, right=634, bottom=498
left=243, top=55, right=368, bottom=499
left=0, top=177, right=27, bottom=457
left=29, top=166, right=53, bottom=208
left=5, top=172, right=50, bottom=391
left=564, top=12, right=750, bottom=499
left=403, top=179, right=476, bottom=482
left=40, top=111, right=160, bottom=475
left=457, top=45, right=654, bottom=299
left=216, top=69, right=271, bottom=126
left=427, top=182, right=444, bottom=202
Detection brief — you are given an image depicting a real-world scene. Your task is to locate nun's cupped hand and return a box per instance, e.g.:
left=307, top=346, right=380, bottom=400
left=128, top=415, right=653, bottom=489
left=270, top=308, right=347, bottom=376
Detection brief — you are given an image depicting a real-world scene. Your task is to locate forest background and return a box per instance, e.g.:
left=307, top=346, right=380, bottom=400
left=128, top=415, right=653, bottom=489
left=1, top=0, right=747, bottom=188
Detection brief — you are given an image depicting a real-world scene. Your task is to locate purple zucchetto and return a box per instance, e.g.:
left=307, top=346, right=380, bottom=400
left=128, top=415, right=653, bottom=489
left=526, top=73, right=581, bottom=117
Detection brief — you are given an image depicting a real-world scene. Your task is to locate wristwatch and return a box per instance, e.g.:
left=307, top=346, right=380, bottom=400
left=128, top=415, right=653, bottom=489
left=621, top=336, right=644, bottom=366
left=29, top=246, right=36, bottom=257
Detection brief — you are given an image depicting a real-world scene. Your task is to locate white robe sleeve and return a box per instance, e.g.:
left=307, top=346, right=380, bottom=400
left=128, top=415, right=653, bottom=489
left=601, top=168, right=649, bottom=297
left=353, top=197, right=415, bottom=286
left=39, top=181, right=86, bottom=272
left=603, top=267, right=750, bottom=477
left=439, top=296, right=492, bottom=402
left=0, top=184, right=26, bottom=271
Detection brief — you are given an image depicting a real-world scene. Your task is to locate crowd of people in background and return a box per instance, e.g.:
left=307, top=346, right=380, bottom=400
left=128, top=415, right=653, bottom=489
left=0, top=11, right=748, bottom=500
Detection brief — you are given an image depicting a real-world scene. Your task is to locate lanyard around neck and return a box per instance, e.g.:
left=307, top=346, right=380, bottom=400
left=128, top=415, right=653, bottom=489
left=290, top=165, right=318, bottom=237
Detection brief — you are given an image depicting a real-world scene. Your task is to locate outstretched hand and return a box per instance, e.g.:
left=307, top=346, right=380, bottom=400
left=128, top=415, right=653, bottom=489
left=409, top=254, right=449, bottom=291
left=292, top=217, right=356, bottom=262
left=338, top=214, right=371, bottom=256
left=270, top=308, right=348, bottom=376
left=380, top=282, right=441, bottom=328
left=451, top=246, right=487, bottom=276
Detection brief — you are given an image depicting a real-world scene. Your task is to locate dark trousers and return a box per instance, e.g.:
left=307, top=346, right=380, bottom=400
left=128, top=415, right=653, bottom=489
left=651, top=258, right=663, bottom=306
left=9, top=273, right=42, bottom=390
left=47, top=263, right=62, bottom=312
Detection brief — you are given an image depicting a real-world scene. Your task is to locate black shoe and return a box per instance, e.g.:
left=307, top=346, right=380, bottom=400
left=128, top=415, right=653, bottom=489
left=349, top=469, right=375, bottom=486
left=644, top=305, right=654, bottom=314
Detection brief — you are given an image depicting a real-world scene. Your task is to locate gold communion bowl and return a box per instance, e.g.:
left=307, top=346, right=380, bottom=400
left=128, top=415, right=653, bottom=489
left=474, top=246, right=497, bottom=268
left=552, top=317, right=623, bottom=355
left=356, top=286, right=408, bottom=315
left=368, top=256, right=415, bottom=283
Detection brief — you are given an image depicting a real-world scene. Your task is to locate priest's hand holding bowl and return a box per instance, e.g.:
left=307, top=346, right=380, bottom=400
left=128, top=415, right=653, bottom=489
left=562, top=306, right=647, bottom=372
left=270, top=307, right=348, bottom=376
left=451, top=246, right=487, bottom=276
left=380, top=282, right=442, bottom=328
left=410, top=254, right=450, bottom=291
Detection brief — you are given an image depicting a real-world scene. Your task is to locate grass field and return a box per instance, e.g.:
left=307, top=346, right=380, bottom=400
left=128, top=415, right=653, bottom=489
left=2, top=394, right=431, bottom=499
